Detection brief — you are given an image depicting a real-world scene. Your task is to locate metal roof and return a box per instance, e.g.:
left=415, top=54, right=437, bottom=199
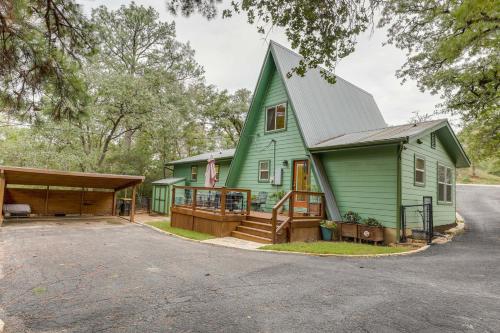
left=152, top=177, right=185, bottom=185
left=312, top=119, right=447, bottom=149
left=166, top=149, right=235, bottom=165
left=270, top=41, right=387, bottom=147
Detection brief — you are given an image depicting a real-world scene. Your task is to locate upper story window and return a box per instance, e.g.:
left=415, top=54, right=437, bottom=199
left=266, top=103, right=286, bottom=132
left=437, top=164, right=453, bottom=204
left=215, top=164, right=220, bottom=182
left=191, top=166, right=198, bottom=181
left=414, top=155, right=425, bottom=186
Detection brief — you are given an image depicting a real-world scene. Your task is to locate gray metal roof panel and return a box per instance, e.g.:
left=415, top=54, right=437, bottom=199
left=152, top=177, right=186, bottom=185
left=270, top=41, right=387, bottom=147
left=166, top=149, right=235, bottom=165
left=312, top=119, right=447, bottom=149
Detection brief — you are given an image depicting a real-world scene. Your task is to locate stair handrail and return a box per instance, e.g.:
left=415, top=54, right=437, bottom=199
left=271, top=190, right=326, bottom=243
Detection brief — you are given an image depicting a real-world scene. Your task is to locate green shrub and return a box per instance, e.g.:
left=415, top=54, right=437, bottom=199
left=363, top=217, right=383, bottom=227
left=343, top=210, right=361, bottom=223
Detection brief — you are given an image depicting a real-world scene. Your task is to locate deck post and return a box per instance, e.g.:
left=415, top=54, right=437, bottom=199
left=192, top=189, right=197, bottom=211
left=130, top=185, right=137, bottom=223
left=246, top=190, right=251, bottom=216
left=321, top=194, right=326, bottom=219
left=289, top=193, right=294, bottom=219
left=220, top=188, right=226, bottom=216
left=0, top=170, right=5, bottom=226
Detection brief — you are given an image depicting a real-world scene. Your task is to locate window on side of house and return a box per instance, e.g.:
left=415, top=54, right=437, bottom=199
left=191, top=166, right=198, bottom=182
left=258, top=160, right=270, bottom=182
left=431, top=132, right=436, bottom=149
left=215, top=164, right=220, bottom=182
left=414, top=155, right=426, bottom=186
left=438, top=164, right=453, bottom=203
left=266, top=103, right=286, bottom=132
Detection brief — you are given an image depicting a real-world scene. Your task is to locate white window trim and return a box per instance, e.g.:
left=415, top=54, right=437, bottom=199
left=437, top=163, right=453, bottom=204
left=191, top=166, right=198, bottom=181
left=414, top=155, right=426, bottom=187
left=265, top=103, right=287, bottom=132
left=258, top=160, right=270, bottom=182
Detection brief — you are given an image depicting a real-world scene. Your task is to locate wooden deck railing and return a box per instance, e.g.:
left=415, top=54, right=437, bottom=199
left=172, top=186, right=252, bottom=216
left=271, top=190, right=326, bottom=243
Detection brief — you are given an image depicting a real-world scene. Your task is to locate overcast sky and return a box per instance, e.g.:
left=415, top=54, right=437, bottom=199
left=79, top=0, right=442, bottom=126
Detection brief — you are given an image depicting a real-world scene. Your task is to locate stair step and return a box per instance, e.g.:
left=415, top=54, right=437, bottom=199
left=246, top=215, right=273, bottom=223
left=241, top=220, right=273, bottom=231
left=231, top=231, right=272, bottom=244
left=236, top=225, right=272, bottom=238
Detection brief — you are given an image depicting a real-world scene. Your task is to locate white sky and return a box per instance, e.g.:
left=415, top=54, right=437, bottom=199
left=78, top=0, right=442, bottom=126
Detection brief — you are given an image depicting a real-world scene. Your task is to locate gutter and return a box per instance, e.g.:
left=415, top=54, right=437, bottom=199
left=396, top=137, right=408, bottom=242
left=309, top=140, right=402, bottom=153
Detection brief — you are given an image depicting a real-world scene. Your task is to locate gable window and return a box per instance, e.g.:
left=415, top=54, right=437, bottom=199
left=266, top=103, right=286, bottom=132
left=258, top=160, right=270, bottom=182
left=431, top=132, right=436, bottom=149
left=191, top=166, right=198, bottom=181
left=215, top=164, right=220, bottom=182
left=414, top=155, right=426, bottom=186
left=438, top=164, right=453, bottom=204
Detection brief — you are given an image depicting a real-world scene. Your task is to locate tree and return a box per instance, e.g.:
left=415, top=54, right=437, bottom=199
left=380, top=0, right=499, bottom=123
left=0, top=0, right=94, bottom=120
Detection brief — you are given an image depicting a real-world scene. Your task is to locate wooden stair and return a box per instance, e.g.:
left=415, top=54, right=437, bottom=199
left=231, top=213, right=278, bottom=244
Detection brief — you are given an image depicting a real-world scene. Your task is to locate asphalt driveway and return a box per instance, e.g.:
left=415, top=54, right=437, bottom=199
left=1, top=185, right=499, bottom=332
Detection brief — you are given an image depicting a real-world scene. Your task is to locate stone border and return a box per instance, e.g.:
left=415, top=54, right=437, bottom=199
left=137, top=221, right=431, bottom=257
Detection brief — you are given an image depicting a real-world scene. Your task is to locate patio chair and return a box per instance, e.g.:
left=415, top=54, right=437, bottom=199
left=251, top=191, right=268, bottom=212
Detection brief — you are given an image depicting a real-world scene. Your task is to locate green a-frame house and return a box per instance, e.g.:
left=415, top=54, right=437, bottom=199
left=160, top=41, right=470, bottom=243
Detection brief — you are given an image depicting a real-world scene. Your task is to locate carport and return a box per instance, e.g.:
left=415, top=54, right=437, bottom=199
left=0, top=166, right=144, bottom=225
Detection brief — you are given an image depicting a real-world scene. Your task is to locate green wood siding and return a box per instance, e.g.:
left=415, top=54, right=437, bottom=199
left=172, top=160, right=232, bottom=186
left=320, top=146, right=398, bottom=228
left=401, top=133, right=456, bottom=227
left=227, top=60, right=317, bottom=209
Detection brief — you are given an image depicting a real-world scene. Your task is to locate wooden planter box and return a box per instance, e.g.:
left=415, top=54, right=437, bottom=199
left=357, top=225, right=384, bottom=244
left=340, top=222, right=358, bottom=240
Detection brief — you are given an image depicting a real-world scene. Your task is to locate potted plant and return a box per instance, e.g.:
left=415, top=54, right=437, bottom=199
left=270, top=190, right=287, bottom=213
left=320, top=220, right=337, bottom=241
left=358, top=217, right=384, bottom=244
left=340, top=210, right=361, bottom=241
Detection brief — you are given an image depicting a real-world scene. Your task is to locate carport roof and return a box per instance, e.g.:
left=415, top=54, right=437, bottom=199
left=0, top=166, right=144, bottom=190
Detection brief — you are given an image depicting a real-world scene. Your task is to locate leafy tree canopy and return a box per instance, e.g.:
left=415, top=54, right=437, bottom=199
left=0, top=0, right=95, bottom=120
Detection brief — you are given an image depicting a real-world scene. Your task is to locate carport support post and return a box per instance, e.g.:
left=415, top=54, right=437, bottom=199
left=0, top=170, right=5, bottom=226
left=130, top=185, right=137, bottom=223
left=112, top=190, right=117, bottom=216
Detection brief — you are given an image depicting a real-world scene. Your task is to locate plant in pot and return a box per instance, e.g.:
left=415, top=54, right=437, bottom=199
left=270, top=190, right=287, bottom=213
left=340, top=210, right=361, bottom=241
left=358, top=217, right=384, bottom=244
left=320, top=220, right=337, bottom=241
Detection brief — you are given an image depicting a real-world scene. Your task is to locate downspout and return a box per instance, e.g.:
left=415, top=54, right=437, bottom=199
left=396, top=139, right=407, bottom=242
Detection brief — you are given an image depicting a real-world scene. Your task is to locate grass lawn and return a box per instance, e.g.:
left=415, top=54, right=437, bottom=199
left=147, top=221, right=215, bottom=241
left=260, top=241, right=410, bottom=255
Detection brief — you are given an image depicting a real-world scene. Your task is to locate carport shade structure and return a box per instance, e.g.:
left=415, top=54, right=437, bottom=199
left=0, top=166, right=144, bottom=225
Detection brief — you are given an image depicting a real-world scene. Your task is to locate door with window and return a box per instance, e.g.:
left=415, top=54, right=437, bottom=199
left=293, top=160, right=310, bottom=208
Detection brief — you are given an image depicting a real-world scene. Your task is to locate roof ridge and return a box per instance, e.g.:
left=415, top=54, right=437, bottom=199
left=269, top=40, right=374, bottom=97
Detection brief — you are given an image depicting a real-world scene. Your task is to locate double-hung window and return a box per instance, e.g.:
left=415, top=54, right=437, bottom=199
left=437, top=164, right=453, bottom=204
left=258, top=160, right=270, bottom=182
left=414, top=155, right=425, bottom=186
left=191, top=166, right=198, bottom=182
left=266, top=103, right=286, bottom=132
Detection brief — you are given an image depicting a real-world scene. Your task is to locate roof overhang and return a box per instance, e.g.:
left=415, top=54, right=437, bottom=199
left=0, top=166, right=144, bottom=190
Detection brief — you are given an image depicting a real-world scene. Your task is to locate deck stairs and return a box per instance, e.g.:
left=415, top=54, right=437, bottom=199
left=231, top=212, right=322, bottom=244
